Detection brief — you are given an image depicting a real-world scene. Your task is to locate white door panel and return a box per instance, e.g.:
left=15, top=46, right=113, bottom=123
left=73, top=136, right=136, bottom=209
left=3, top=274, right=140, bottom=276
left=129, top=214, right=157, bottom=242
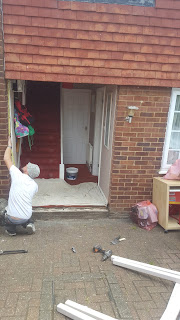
left=63, top=89, right=91, bottom=164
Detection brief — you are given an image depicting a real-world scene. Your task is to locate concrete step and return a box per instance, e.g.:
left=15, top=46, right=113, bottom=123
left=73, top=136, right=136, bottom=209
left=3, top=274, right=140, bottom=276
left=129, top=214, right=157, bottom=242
left=32, top=206, right=109, bottom=220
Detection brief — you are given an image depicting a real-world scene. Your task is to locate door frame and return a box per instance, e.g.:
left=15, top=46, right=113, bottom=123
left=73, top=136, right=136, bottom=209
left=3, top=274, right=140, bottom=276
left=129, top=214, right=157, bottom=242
left=92, top=87, right=106, bottom=176
left=98, top=85, right=117, bottom=203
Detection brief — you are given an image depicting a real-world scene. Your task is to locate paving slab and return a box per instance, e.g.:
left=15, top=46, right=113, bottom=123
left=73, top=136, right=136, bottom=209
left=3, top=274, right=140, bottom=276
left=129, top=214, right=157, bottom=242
left=0, top=217, right=179, bottom=320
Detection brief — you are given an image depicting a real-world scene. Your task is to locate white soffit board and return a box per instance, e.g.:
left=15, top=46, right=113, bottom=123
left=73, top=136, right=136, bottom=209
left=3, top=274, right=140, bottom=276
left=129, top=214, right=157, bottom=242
left=65, top=300, right=119, bottom=320
left=111, top=256, right=180, bottom=277
left=160, top=283, right=180, bottom=320
left=111, top=256, right=180, bottom=283
left=57, top=303, right=95, bottom=320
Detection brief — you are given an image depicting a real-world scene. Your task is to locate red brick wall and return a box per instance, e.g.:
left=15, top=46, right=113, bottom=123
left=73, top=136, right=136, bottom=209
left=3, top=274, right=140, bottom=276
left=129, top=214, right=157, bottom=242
left=0, top=0, right=9, bottom=198
left=109, top=86, right=171, bottom=213
left=2, top=0, right=180, bottom=86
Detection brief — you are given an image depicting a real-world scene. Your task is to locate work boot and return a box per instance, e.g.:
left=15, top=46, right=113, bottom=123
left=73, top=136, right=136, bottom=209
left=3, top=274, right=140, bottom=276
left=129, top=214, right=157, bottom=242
left=26, top=223, right=35, bottom=235
left=5, top=230, right=16, bottom=236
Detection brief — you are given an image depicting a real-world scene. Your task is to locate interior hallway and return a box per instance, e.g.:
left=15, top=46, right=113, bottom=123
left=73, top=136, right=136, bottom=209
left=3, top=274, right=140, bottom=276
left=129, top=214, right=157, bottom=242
left=32, top=179, right=106, bottom=207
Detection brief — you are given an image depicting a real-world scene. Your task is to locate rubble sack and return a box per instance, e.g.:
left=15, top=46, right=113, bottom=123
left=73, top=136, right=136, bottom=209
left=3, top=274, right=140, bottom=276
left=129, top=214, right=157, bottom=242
left=130, top=200, right=158, bottom=231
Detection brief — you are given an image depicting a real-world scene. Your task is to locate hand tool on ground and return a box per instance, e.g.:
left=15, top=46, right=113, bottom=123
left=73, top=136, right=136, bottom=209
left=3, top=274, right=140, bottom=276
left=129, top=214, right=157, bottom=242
left=93, top=245, right=112, bottom=261
left=102, top=249, right=112, bottom=261
left=110, top=235, right=121, bottom=245
left=110, top=236, right=126, bottom=245
left=0, top=249, right=28, bottom=255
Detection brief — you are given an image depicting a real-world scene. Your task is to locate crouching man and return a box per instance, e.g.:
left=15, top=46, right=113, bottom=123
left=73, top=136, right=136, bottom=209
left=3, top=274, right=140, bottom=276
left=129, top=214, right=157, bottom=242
left=3, top=137, right=40, bottom=236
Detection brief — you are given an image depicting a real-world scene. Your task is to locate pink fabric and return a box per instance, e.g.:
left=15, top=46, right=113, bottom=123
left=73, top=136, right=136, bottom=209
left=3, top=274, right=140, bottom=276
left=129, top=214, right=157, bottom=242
left=163, top=159, right=180, bottom=180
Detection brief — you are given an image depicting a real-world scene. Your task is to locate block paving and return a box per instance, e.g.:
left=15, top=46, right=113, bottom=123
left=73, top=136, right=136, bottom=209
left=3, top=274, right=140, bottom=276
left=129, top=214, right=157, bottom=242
left=0, top=216, right=179, bottom=320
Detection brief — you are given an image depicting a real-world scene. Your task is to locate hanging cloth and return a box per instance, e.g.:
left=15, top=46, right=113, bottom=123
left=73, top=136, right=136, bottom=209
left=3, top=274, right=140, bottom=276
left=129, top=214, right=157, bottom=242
left=28, top=125, right=35, bottom=150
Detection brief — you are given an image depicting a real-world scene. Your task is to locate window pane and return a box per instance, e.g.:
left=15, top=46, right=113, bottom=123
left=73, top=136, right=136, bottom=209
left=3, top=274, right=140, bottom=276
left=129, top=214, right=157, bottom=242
left=175, top=95, right=180, bottom=111
left=167, top=150, right=179, bottom=164
left=169, top=132, right=180, bottom=149
left=172, top=113, right=180, bottom=130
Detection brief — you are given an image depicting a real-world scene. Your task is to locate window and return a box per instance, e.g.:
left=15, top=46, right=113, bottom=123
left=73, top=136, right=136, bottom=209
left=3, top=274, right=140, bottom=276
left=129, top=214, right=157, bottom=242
left=63, top=0, right=155, bottom=7
left=161, top=89, right=180, bottom=173
left=104, top=93, right=112, bottom=149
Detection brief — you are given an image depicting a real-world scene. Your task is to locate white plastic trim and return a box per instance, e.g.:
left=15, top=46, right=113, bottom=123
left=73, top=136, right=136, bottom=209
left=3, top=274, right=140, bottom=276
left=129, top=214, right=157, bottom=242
left=111, top=256, right=180, bottom=277
left=65, top=300, right=118, bottom=320
left=160, top=283, right=180, bottom=320
left=111, top=256, right=180, bottom=283
left=57, top=303, right=95, bottom=320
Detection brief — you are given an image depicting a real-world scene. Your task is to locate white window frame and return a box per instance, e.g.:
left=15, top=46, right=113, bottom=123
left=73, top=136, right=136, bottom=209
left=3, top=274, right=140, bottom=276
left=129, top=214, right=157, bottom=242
left=104, top=92, right=112, bottom=149
left=160, top=88, right=180, bottom=174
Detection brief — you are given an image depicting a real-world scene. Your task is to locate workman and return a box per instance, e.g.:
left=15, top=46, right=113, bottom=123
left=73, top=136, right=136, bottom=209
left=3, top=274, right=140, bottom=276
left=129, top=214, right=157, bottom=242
left=3, top=137, right=40, bottom=236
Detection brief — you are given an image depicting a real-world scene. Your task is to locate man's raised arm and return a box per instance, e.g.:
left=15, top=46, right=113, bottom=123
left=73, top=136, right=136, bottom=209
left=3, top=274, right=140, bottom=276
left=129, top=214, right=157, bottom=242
left=4, top=137, right=13, bottom=170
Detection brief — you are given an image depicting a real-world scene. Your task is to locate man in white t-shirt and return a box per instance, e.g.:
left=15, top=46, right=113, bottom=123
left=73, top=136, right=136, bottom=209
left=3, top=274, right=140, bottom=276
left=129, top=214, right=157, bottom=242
left=3, top=137, right=40, bottom=236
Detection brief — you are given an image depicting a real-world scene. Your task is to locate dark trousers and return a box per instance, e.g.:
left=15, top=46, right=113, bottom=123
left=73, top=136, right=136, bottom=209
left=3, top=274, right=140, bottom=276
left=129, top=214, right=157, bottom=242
left=0, top=214, right=33, bottom=233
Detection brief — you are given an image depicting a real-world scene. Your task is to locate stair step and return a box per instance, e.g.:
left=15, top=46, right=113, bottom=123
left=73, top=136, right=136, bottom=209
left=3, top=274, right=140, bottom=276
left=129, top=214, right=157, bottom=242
left=26, top=146, right=58, bottom=152
left=22, top=155, right=60, bottom=161
left=32, top=207, right=109, bottom=220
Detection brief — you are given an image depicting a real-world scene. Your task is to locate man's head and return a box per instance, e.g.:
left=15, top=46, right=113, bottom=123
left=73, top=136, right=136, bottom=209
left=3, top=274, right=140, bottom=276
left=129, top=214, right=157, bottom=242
left=22, top=162, right=40, bottom=179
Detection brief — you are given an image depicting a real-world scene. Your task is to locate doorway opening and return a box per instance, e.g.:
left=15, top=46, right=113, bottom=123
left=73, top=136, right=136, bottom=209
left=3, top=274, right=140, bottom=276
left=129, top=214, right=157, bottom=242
left=8, top=80, right=117, bottom=207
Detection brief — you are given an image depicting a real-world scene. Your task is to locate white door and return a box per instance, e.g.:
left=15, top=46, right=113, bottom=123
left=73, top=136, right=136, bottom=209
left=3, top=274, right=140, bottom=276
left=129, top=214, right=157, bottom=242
left=98, top=86, right=117, bottom=202
left=63, top=89, right=91, bottom=164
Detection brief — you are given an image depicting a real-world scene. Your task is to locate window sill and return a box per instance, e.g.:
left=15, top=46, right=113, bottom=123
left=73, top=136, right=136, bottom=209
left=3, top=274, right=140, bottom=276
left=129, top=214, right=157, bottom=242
left=158, top=169, right=167, bottom=175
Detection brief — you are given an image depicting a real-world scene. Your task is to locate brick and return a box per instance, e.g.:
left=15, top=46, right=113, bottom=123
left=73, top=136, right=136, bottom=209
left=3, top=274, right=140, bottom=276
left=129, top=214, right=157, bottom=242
left=44, top=18, right=58, bottom=28
left=38, top=47, right=52, bottom=55
left=5, top=70, right=21, bottom=79
left=25, top=6, right=39, bottom=16
left=3, top=14, right=19, bottom=25
left=3, top=0, right=31, bottom=4
left=26, top=45, right=38, bottom=54
left=45, top=56, right=58, bottom=64
left=3, top=4, right=25, bottom=15
left=52, top=47, right=64, bottom=57
left=6, top=62, right=27, bottom=72
left=19, top=54, right=33, bottom=63
left=31, top=0, right=58, bottom=8
left=3, top=24, right=13, bottom=34
left=5, top=34, right=32, bottom=45
left=38, top=7, right=59, bottom=18
left=58, top=19, right=73, bottom=30
left=4, top=43, right=27, bottom=54
left=31, top=36, right=45, bottom=46
left=71, top=2, right=96, bottom=12
left=32, top=17, right=45, bottom=27
left=12, top=26, right=26, bottom=35
left=38, top=64, right=51, bottom=73
left=57, top=1, right=71, bottom=10
left=94, top=22, right=107, bottom=32
left=63, top=10, right=77, bottom=20
left=57, top=57, right=69, bottom=66
left=19, top=71, right=33, bottom=80
left=5, top=53, right=20, bottom=62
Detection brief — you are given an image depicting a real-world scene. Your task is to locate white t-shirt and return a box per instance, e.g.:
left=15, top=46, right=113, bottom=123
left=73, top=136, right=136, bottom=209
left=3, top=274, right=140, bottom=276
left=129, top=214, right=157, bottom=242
left=7, top=165, right=38, bottom=219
